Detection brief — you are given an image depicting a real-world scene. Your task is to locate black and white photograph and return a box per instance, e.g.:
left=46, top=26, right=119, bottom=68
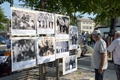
left=63, top=55, right=77, bottom=75
left=36, top=37, right=55, bottom=64
left=11, top=7, right=36, bottom=35
left=36, top=11, right=55, bottom=34
left=69, top=26, right=78, bottom=50
left=55, top=14, right=70, bottom=39
left=56, top=40, right=69, bottom=59
left=11, top=37, right=36, bottom=71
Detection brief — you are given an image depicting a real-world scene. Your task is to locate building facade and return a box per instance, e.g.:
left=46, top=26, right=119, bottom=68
left=77, top=18, right=95, bottom=34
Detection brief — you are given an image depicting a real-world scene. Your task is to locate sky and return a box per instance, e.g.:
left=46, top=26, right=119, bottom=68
left=1, top=1, right=95, bottom=19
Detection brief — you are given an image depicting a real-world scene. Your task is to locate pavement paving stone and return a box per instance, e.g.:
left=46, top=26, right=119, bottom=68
left=78, top=64, right=117, bottom=80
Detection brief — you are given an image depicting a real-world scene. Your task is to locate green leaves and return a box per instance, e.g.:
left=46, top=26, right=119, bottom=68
left=0, top=7, right=10, bottom=30
left=0, top=0, right=13, bottom=5
left=74, top=0, right=120, bottom=26
left=1, top=0, right=120, bottom=27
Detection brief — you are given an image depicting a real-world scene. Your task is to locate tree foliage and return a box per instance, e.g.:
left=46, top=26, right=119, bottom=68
left=1, top=0, right=120, bottom=26
left=18, top=0, right=82, bottom=25
left=18, top=0, right=120, bottom=26
left=0, top=0, right=13, bottom=5
left=0, top=7, right=10, bottom=30
left=75, top=0, right=120, bottom=26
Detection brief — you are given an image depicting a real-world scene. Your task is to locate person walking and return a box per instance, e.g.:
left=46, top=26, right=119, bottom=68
left=87, top=37, right=91, bottom=46
left=83, top=36, right=86, bottom=45
left=91, top=30, right=108, bottom=80
left=107, top=31, right=120, bottom=80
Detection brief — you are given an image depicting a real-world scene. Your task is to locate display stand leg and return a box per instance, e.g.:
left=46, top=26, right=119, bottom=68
left=26, top=69, right=29, bottom=80
left=39, top=64, right=46, bottom=80
left=56, top=59, right=60, bottom=80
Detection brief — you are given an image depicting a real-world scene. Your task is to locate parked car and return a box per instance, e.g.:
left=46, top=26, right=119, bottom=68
left=0, top=36, right=6, bottom=44
left=0, top=36, right=7, bottom=55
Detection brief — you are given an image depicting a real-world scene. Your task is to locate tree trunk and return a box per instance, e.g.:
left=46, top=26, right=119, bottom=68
left=40, top=0, right=46, bottom=10
left=108, top=18, right=116, bottom=37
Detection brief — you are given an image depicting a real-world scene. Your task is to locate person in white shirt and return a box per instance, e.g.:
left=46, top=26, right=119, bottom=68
left=6, top=37, right=11, bottom=49
left=91, top=30, right=108, bottom=80
left=107, top=31, right=120, bottom=80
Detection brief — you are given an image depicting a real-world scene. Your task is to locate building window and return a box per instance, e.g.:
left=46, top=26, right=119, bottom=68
left=90, top=26, right=92, bottom=29
left=88, top=26, right=90, bottom=29
left=86, top=26, right=88, bottom=29
left=83, top=22, right=85, bottom=24
left=82, top=26, right=84, bottom=29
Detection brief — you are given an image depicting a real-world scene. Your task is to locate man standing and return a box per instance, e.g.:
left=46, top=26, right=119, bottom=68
left=91, top=30, right=108, bottom=80
left=107, top=31, right=120, bottom=80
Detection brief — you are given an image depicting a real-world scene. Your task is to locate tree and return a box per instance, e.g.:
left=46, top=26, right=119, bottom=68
left=0, top=0, right=13, bottom=5
left=2, top=0, right=120, bottom=28
left=18, top=0, right=82, bottom=25
left=0, top=7, right=10, bottom=30
left=75, top=0, right=120, bottom=36
left=18, top=0, right=120, bottom=26
left=75, top=0, right=120, bottom=26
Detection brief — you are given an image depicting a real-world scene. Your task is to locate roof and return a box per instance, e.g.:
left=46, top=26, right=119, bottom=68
left=77, top=18, right=94, bottom=22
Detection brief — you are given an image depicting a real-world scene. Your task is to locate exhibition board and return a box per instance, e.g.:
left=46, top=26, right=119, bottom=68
left=10, top=7, right=78, bottom=75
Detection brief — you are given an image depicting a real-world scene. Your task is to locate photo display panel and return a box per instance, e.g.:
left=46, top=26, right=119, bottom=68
left=55, top=14, right=70, bottom=40
left=11, top=7, right=36, bottom=35
left=36, top=37, right=55, bottom=64
left=63, top=55, right=77, bottom=75
left=36, top=11, right=55, bottom=34
left=56, top=40, right=69, bottom=59
left=11, top=37, right=36, bottom=71
left=69, top=26, right=78, bottom=50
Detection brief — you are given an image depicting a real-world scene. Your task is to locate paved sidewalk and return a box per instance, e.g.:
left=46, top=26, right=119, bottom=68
left=78, top=64, right=117, bottom=80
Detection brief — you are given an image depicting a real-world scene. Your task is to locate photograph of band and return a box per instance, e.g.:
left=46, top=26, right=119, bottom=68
left=55, top=14, right=70, bottom=39
left=11, top=37, right=36, bottom=71
left=36, top=12, right=54, bottom=34
left=56, top=40, right=69, bottom=59
left=69, top=26, right=78, bottom=50
left=63, top=55, right=77, bottom=75
left=36, top=37, right=55, bottom=64
left=11, top=7, right=36, bottom=35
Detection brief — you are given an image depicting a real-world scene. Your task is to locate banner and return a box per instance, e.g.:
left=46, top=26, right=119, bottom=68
left=36, top=37, right=55, bottom=64
left=69, top=26, right=78, bottom=50
left=36, top=11, right=55, bottom=34
left=11, top=7, right=36, bottom=35
left=55, top=14, right=70, bottom=40
left=56, top=40, right=69, bottom=59
left=11, top=37, right=36, bottom=71
left=63, top=55, right=77, bottom=75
